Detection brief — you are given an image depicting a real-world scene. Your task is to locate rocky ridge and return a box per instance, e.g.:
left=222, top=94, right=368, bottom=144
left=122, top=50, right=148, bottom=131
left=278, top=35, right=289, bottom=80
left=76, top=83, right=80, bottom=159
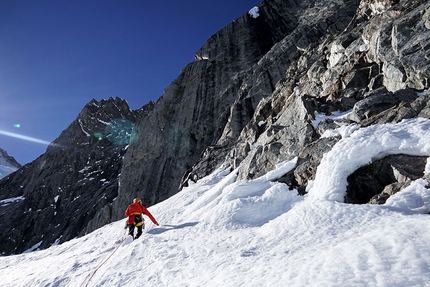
left=0, top=98, right=137, bottom=254
left=1, top=0, right=430, bottom=255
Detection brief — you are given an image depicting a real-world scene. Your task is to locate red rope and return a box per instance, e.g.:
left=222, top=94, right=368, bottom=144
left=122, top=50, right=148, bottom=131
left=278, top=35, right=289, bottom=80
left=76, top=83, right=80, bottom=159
left=80, top=235, right=127, bottom=287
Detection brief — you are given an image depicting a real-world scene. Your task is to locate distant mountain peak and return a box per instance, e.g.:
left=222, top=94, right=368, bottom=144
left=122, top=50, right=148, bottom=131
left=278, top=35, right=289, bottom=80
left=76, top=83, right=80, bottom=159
left=0, top=148, right=21, bottom=179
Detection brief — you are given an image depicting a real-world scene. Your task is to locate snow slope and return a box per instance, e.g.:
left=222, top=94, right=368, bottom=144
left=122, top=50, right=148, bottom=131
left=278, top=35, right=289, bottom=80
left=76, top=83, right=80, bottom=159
left=1, top=118, right=430, bottom=287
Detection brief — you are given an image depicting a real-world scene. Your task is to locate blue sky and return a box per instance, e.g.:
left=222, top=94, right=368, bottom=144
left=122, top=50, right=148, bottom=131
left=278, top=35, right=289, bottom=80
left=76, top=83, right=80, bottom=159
left=0, top=0, right=259, bottom=164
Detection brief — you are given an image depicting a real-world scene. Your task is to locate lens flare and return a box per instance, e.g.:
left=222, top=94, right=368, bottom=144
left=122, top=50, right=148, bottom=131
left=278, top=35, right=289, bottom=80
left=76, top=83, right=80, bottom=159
left=93, top=132, right=103, bottom=139
left=104, top=118, right=138, bottom=145
left=0, top=130, right=53, bottom=146
left=14, top=124, right=21, bottom=128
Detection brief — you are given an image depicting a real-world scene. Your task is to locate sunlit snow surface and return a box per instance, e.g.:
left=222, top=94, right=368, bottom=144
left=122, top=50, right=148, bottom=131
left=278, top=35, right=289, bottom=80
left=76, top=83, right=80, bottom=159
left=1, top=118, right=430, bottom=287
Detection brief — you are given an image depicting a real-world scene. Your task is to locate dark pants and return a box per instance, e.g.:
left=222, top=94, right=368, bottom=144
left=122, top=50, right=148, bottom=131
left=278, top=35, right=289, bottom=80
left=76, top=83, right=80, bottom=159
left=128, top=214, right=144, bottom=239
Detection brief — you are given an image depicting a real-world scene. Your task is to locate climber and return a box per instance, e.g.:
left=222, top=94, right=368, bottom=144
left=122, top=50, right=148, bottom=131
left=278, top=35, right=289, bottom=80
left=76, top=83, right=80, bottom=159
left=125, top=198, right=159, bottom=239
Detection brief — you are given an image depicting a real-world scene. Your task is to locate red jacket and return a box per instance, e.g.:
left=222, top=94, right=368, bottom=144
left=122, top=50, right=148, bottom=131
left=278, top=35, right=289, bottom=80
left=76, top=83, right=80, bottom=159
left=125, top=202, right=158, bottom=225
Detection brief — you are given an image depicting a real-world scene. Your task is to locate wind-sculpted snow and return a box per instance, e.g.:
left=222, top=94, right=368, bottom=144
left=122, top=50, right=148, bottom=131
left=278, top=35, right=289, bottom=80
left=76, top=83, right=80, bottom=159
left=385, top=179, right=430, bottom=213
left=1, top=119, right=430, bottom=286
left=308, top=118, right=430, bottom=203
left=184, top=158, right=299, bottom=228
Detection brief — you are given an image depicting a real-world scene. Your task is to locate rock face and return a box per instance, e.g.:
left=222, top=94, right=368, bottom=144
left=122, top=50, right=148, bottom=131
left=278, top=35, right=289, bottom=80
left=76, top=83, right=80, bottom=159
left=2, top=0, right=430, bottom=255
left=112, top=0, right=362, bottom=218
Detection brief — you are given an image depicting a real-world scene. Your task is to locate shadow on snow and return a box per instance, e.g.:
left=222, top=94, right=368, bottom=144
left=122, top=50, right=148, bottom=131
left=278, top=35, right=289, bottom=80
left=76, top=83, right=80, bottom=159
left=147, top=222, right=199, bottom=235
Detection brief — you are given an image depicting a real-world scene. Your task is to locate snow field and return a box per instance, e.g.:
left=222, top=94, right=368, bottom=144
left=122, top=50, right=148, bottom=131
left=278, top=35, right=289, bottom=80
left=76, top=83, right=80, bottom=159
left=1, top=118, right=430, bottom=286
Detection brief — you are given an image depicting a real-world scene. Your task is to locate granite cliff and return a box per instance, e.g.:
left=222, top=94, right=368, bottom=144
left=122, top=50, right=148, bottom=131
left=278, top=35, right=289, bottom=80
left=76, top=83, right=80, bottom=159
left=1, top=0, right=430, bottom=255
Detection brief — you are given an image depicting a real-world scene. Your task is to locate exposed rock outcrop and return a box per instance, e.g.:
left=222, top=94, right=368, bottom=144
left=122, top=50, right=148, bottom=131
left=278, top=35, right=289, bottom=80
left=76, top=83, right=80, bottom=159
left=347, top=154, right=428, bottom=204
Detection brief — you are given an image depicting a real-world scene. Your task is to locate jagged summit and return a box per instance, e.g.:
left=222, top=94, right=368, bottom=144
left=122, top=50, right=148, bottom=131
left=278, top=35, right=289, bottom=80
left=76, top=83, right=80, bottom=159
left=50, top=97, right=136, bottom=147
left=0, top=97, right=137, bottom=254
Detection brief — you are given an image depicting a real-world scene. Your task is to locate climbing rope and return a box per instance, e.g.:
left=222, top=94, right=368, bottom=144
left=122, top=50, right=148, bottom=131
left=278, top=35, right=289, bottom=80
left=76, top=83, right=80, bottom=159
left=80, top=230, right=128, bottom=287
